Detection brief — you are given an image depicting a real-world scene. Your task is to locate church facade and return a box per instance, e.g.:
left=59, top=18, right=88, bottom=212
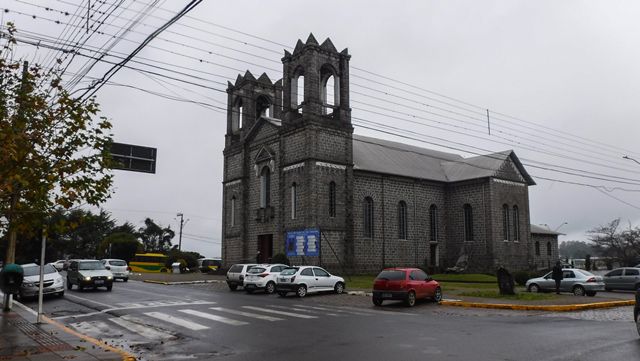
left=221, top=34, right=558, bottom=274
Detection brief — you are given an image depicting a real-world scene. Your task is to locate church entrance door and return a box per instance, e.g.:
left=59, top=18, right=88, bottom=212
left=257, top=234, right=273, bottom=263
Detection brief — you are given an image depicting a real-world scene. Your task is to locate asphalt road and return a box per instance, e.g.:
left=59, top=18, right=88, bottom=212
left=18, top=278, right=640, bottom=361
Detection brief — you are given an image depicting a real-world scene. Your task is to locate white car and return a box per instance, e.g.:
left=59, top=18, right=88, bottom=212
left=101, top=259, right=130, bottom=282
left=275, top=266, right=345, bottom=298
left=18, top=263, right=65, bottom=299
left=51, top=260, right=67, bottom=271
left=243, top=264, right=288, bottom=294
left=226, top=263, right=258, bottom=291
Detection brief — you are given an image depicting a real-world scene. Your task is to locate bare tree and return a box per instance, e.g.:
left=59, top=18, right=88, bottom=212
left=588, top=219, right=640, bottom=266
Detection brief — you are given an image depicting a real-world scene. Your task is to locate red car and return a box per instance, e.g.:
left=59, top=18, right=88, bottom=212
left=372, top=267, right=442, bottom=307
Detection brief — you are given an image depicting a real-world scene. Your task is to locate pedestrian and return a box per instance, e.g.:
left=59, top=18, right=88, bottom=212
left=552, top=261, right=563, bottom=294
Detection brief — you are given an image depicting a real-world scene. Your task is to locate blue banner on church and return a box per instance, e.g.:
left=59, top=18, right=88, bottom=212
left=285, top=229, right=320, bottom=257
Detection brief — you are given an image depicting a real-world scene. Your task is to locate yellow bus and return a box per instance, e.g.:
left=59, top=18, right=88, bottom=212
left=129, top=253, right=169, bottom=273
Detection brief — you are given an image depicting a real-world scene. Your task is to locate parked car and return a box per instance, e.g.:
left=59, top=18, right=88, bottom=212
left=603, top=267, right=640, bottom=291
left=100, top=259, right=131, bottom=282
left=226, top=263, right=257, bottom=291
left=18, top=263, right=65, bottom=300
left=66, top=260, right=114, bottom=291
left=275, top=266, right=345, bottom=298
left=243, top=264, right=288, bottom=294
left=198, top=258, right=223, bottom=273
left=526, top=268, right=604, bottom=296
left=371, top=268, right=442, bottom=307
left=635, top=288, right=640, bottom=336
left=51, top=260, right=67, bottom=271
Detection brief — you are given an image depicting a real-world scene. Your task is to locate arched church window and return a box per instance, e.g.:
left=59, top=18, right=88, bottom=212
left=320, top=64, right=339, bottom=115
left=502, top=204, right=510, bottom=241
left=260, top=166, right=271, bottom=208
left=256, top=95, right=271, bottom=119
left=231, top=98, right=243, bottom=132
left=329, top=182, right=336, bottom=218
left=463, top=204, right=473, bottom=242
left=429, top=204, right=438, bottom=242
left=363, top=197, right=374, bottom=238
left=398, top=201, right=408, bottom=240
left=512, top=206, right=520, bottom=241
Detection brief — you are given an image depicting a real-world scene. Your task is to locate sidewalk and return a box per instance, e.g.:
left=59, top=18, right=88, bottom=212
left=0, top=299, right=132, bottom=361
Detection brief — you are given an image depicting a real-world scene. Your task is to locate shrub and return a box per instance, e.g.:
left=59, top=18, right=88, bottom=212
left=271, top=253, right=290, bottom=265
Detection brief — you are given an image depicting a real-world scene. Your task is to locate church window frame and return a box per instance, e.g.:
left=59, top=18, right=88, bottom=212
left=547, top=241, right=552, bottom=256
left=329, top=181, right=337, bottom=218
left=230, top=196, right=236, bottom=227
left=512, top=206, right=520, bottom=242
left=502, top=204, right=510, bottom=241
left=398, top=201, right=408, bottom=240
left=463, top=204, right=474, bottom=242
left=429, top=204, right=438, bottom=242
left=363, top=197, right=374, bottom=238
left=291, top=183, right=297, bottom=220
left=260, top=166, right=271, bottom=209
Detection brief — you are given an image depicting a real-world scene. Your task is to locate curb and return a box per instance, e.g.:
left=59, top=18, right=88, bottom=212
left=12, top=299, right=137, bottom=361
left=440, top=299, right=635, bottom=311
left=142, top=279, right=224, bottom=285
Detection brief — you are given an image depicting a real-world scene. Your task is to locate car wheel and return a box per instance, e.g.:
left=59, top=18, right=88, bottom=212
left=433, top=287, right=443, bottom=302
left=228, top=284, right=238, bottom=291
left=296, top=285, right=307, bottom=298
left=528, top=284, right=540, bottom=293
left=123, top=278, right=128, bottom=283
left=106, top=284, right=113, bottom=292
left=277, top=291, right=288, bottom=297
left=573, top=285, right=586, bottom=296
left=406, top=291, right=416, bottom=307
left=78, top=284, right=84, bottom=291
left=586, top=291, right=596, bottom=297
left=265, top=282, right=276, bottom=294
left=334, top=282, right=345, bottom=294
left=372, top=297, right=383, bottom=306
left=66, top=278, right=73, bottom=290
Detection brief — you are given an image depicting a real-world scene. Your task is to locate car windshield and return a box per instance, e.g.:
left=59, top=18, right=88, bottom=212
left=22, top=264, right=57, bottom=276
left=79, top=261, right=105, bottom=270
left=280, top=267, right=298, bottom=276
left=229, top=265, right=243, bottom=273
left=247, top=267, right=266, bottom=274
left=376, top=270, right=406, bottom=281
left=109, top=260, right=127, bottom=266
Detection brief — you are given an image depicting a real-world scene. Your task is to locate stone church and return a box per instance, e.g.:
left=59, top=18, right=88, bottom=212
left=221, top=34, right=559, bottom=274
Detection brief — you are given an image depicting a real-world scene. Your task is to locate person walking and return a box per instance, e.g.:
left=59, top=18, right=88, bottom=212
left=552, top=261, right=564, bottom=294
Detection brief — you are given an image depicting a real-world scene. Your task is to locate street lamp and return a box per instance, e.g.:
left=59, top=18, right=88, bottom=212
left=623, top=155, right=640, bottom=165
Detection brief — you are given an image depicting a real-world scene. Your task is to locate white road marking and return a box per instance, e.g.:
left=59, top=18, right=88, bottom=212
left=242, top=306, right=317, bottom=319
left=64, top=293, right=114, bottom=308
left=144, top=311, right=210, bottom=330
left=294, top=304, right=372, bottom=316
left=209, top=307, right=284, bottom=321
left=109, top=316, right=175, bottom=340
left=268, top=305, right=339, bottom=316
left=70, top=321, right=113, bottom=337
left=53, top=300, right=217, bottom=320
left=178, top=309, right=249, bottom=326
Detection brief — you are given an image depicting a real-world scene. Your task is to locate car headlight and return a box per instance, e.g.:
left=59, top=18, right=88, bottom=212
left=54, top=278, right=62, bottom=284
left=84, top=276, right=91, bottom=281
left=107, top=276, right=113, bottom=280
left=23, top=282, right=36, bottom=288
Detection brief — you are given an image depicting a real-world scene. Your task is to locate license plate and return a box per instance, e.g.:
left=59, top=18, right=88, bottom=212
left=280, top=278, right=287, bottom=282
left=382, top=293, right=392, bottom=298
left=94, top=280, right=104, bottom=285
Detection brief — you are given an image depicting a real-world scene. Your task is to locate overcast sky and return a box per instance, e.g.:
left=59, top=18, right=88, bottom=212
left=4, top=0, right=640, bottom=257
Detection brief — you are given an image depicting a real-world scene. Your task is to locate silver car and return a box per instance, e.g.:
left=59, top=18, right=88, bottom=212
left=603, top=267, right=640, bottom=291
left=526, top=268, right=604, bottom=296
left=18, top=263, right=65, bottom=299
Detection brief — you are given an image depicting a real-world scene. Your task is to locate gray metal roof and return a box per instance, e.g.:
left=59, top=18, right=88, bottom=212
left=352, top=134, right=535, bottom=185
left=530, top=224, right=564, bottom=235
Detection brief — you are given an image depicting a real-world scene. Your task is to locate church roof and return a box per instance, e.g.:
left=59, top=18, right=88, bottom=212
left=352, top=134, right=536, bottom=185
left=530, top=224, right=565, bottom=235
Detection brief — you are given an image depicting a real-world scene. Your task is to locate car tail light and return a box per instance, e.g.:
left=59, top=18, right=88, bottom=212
left=586, top=277, right=597, bottom=282
left=259, top=273, right=269, bottom=278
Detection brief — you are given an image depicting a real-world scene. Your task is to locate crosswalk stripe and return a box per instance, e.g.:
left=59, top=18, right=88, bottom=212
left=209, top=307, right=284, bottom=321
left=109, top=316, right=175, bottom=340
left=144, top=312, right=210, bottom=330
left=294, top=304, right=372, bottom=316
left=267, top=305, right=339, bottom=316
left=242, top=306, right=317, bottom=319
left=70, top=321, right=113, bottom=337
left=178, top=309, right=249, bottom=326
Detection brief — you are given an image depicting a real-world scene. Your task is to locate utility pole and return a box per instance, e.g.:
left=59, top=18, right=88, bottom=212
left=177, top=213, right=184, bottom=251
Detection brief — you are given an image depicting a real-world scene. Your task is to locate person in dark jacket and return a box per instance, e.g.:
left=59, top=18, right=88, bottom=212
left=552, top=261, right=563, bottom=294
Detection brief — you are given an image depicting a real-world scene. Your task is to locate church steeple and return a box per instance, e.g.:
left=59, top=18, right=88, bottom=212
left=282, top=34, right=351, bottom=126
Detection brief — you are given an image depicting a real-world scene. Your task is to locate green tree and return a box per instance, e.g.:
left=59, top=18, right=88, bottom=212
left=558, top=240, right=595, bottom=259
left=0, top=24, right=113, bottom=264
left=98, top=232, right=141, bottom=262
left=138, top=218, right=174, bottom=253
